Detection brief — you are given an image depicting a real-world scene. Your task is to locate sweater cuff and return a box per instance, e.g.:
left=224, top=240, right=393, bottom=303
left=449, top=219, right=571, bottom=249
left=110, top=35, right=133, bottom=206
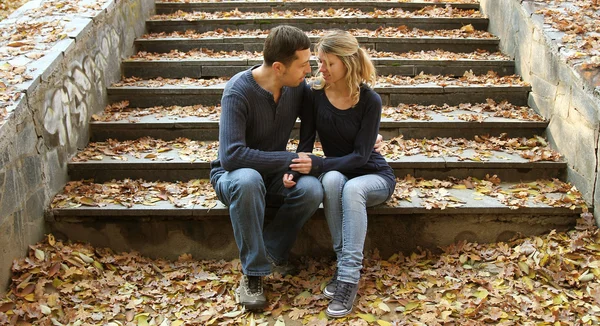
left=309, top=155, right=323, bottom=176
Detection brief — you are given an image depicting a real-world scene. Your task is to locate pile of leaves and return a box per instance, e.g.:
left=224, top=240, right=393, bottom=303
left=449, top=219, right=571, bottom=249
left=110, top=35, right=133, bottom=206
left=113, top=72, right=524, bottom=88
left=532, top=0, right=600, bottom=69
left=141, top=26, right=495, bottom=40
left=129, top=48, right=509, bottom=62
left=112, top=77, right=229, bottom=87
left=3, top=213, right=600, bottom=325
left=151, top=7, right=482, bottom=20
left=377, top=70, right=527, bottom=87
left=0, top=0, right=28, bottom=21
left=380, top=134, right=561, bottom=162
left=49, top=173, right=586, bottom=211
left=95, top=99, right=540, bottom=124
left=0, top=0, right=110, bottom=124
left=51, top=179, right=218, bottom=209
left=71, top=137, right=220, bottom=163
left=389, top=174, right=587, bottom=211
left=367, top=48, right=509, bottom=61
left=158, top=0, right=480, bottom=3
left=73, top=133, right=560, bottom=165
left=92, top=101, right=221, bottom=122
left=381, top=99, right=544, bottom=122
left=129, top=49, right=262, bottom=61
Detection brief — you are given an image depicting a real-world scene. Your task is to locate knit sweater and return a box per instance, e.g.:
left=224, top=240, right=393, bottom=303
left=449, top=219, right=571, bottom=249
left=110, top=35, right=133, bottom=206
left=298, top=85, right=396, bottom=189
left=210, top=66, right=308, bottom=182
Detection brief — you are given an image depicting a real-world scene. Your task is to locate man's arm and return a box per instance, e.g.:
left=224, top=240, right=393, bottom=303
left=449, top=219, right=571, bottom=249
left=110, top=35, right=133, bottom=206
left=218, top=91, right=298, bottom=174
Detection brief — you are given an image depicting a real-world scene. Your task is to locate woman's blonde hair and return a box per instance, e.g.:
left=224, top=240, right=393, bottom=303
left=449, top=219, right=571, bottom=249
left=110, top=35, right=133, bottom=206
left=312, top=30, right=377, bottom=106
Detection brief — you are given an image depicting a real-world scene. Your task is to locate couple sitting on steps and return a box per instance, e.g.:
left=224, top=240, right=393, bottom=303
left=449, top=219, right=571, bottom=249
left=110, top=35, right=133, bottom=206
left=209, top=25, right=396, bottom=318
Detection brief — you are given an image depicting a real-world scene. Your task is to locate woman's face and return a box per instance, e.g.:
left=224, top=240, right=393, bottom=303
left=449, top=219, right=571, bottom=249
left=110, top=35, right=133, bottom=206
left=317, top=50, right=347, bottom=85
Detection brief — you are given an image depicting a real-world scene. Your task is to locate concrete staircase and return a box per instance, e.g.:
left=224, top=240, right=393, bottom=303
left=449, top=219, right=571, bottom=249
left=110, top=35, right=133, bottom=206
left=45, top=1, right=588, bottom=260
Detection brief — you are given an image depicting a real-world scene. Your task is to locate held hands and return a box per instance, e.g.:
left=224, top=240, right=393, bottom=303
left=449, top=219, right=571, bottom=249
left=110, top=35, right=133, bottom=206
left=289, top=152, right=312, bottom=174
left=284, top=153, right=313, bottom=189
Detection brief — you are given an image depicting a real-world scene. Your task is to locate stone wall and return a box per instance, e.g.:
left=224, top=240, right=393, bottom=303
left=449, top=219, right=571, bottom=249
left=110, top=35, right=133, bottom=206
left=0, top=0, right=154, bottom=294
left=480, top=0, right=600, bottom=224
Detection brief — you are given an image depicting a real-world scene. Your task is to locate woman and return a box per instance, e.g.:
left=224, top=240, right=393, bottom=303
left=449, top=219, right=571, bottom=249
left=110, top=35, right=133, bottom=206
left=284, top=30, right=396, bottom=318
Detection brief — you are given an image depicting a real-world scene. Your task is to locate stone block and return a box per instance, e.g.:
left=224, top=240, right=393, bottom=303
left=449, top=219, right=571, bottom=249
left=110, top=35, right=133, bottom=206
left=555, top=110, right=598, bottom=179
left=552, top=82, right=572, bottom=120
left=528, top=93, right=555, bottom=118
left=514, top=20, right=534, bottom=79
left=0, top=168, right=23, bottom=219
left=530, top=74, right=558, bottom=100
left=530, top=41, right=560, bottom=85
left=570, top=87, right=600, bottom=125
left=45, top=149, right=69, bottom=195
left=15, top=120, right=38, bottom=158
left=567, top=167, right=593, bottom=207
left=0, top=170, right=4, bottom=207
left=23, top=155, right=43, bottom=196
left=25, top=188, right=46, bottom=225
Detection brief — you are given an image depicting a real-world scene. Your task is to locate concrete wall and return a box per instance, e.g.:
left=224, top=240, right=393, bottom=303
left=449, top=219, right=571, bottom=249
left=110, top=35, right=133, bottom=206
left=0, top=0, right=154, bottom=294
left=480, top=0, right=600, bottom=224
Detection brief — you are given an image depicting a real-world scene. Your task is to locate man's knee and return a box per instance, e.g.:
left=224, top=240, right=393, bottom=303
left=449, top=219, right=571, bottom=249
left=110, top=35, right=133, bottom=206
left=295, top=175, right=324, bottom=205
left=229, top=168, right=265, bottom=194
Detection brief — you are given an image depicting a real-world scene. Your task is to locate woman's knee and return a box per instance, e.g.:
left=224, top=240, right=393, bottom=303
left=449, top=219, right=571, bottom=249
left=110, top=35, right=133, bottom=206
left=320, top=171, right=346, bottom=193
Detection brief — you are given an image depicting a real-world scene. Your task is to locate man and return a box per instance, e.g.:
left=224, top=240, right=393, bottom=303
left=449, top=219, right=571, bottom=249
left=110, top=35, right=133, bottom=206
left=210, top=25, right=323, bottom=311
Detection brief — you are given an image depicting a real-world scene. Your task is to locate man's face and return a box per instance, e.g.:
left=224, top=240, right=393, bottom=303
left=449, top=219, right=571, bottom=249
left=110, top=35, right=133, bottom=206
left=279, top=49, right=312, bottom=87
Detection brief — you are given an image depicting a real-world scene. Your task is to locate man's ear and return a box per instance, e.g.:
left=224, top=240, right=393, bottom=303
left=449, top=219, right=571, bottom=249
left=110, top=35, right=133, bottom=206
left=272, top=61, right=285, bottom=75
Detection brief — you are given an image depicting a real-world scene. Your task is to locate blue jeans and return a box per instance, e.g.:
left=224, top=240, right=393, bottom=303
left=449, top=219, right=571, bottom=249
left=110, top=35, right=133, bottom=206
left=320, top=171, right=394, bottom=284
left=213, top=168, right=323, bottom=276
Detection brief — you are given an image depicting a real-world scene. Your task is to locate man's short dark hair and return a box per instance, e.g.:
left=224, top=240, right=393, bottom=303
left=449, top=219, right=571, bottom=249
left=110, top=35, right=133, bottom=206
left=263, top=25, right=311, bottom=67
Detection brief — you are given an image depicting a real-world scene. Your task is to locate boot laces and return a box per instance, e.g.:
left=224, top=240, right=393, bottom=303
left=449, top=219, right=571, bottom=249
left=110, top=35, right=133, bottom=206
left=248, top=276, right=263, bottom=295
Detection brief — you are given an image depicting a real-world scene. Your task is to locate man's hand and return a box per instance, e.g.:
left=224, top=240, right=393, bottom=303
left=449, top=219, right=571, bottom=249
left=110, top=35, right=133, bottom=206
left=290, top=152, right=312, bottom=174
left=283, top=173, right=296, bottom=188
left=374, top=134, right=384, bottom=153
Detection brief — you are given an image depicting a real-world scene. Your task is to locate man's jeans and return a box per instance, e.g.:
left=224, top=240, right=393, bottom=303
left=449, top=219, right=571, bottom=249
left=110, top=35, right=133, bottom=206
left=320, top=171, right=394, bottom=284
left=213, top=168, right=323, bottom=276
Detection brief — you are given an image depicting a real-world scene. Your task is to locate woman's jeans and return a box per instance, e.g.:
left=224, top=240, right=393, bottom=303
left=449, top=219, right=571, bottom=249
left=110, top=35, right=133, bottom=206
left=320, top=171, right=394, bottom=284
left=213, top=168, right=323, bottom=276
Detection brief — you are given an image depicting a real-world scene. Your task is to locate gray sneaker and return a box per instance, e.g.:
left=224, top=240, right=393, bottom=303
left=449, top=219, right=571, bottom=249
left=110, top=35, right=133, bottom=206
left=323, top=270, right=338, bottom=299
left=235, top=275, right=266, bottom=310
left=326, top=280, right=359, bottom=318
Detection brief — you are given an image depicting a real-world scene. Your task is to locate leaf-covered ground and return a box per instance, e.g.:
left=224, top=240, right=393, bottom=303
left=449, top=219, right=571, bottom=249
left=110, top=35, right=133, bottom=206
left=141, top=26, right=495, bottom=40
left=111, top=71, right=526, bottom=88
left=2, top=214, right=600, bottom=325
left=151, top=7, right=482, bottom=20
left=128, top=48, right=510, bottom=62
left=93, top=99, right=542, bottom=123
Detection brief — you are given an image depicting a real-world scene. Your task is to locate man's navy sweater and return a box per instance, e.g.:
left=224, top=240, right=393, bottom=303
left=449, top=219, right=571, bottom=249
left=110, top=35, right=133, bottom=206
left=210, top=66, right=306, bottom=182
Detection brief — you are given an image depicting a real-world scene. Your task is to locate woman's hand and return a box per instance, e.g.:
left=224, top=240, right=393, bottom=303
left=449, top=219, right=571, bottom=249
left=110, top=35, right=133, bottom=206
left=283, top=173, right=296, bottom=188
left=290, top=152, right=313, bottom=174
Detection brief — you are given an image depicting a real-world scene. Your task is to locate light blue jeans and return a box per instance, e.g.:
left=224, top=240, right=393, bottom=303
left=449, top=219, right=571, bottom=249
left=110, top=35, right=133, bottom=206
left=320, top=171, right=394, bottom=284
left=213, top=168, right=323, bottom=276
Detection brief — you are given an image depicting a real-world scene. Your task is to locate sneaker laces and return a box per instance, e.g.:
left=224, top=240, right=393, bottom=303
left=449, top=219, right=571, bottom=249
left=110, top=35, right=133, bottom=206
left=247, top=276, right=263, bottom=295
left=333, top=281, right=353, bottom=304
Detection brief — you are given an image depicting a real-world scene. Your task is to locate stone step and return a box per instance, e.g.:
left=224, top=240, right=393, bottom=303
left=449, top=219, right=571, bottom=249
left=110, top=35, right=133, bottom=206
left=107, top=82, right=531, bottom=108
left=90, top=101, right=547, bottom=141
left=146, top=16, right=489, bottom=33
left=122, top=57, right=515, bottom=79
left=155, top=1, right=481, bottom=14
left=46, top=177, right=587, bottom=257
left=135, top=30, right=500, bottom=53
left=67, top=134, right=564, bottom=182
left=68, top=153, right=565, bottom=183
